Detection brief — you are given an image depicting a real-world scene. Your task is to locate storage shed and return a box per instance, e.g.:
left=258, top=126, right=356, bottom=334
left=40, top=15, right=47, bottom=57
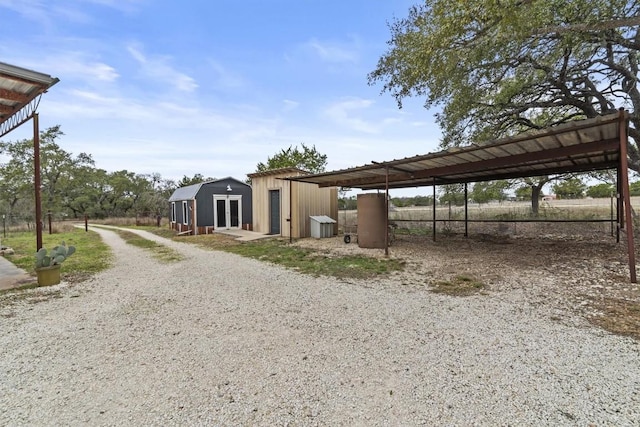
left=310, top=215, right=337, bottom=238
left=168, top=177, right=252, bottom=235
left=247, top=168, right=338, bottom=238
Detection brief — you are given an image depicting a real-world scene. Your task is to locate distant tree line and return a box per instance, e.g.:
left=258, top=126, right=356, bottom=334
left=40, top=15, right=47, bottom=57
left=3, top=127, right=636, bottom=224
left=0, top=126, right=210, bottom=224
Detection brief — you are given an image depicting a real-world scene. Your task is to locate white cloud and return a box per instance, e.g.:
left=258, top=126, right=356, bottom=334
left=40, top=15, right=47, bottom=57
left=83, top=0, right=144, bottom=13
left=323, top=97, right=378, bottom=133
left=0, top=51, right=118, bottom=87
left=0, top=0, right=51, bottom=26
left=0, top=0, right=143, bottom=25
left=303, top=38, right=359, bottom=63
left=207, top=60, right=245, bottom=90
left=127, top=44, right=198, bottom=92
left=47, top=54, right=119, bottom=82
left=282, top=99, right=300, bottom=112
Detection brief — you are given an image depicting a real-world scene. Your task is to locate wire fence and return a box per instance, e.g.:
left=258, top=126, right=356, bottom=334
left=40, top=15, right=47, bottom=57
left=337, top=197, right=639, bottom=240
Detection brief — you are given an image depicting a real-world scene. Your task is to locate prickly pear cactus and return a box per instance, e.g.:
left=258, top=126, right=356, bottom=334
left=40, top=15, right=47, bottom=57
left=35, top=241, right=76, bottom=269
left=35, top=247, right=50, bottom=269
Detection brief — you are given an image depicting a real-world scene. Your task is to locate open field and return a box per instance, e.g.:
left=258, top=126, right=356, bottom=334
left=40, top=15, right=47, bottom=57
left=335, top=196, right=640, bottom=238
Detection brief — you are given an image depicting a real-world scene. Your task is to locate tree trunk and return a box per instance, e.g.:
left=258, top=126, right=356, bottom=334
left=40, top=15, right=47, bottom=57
left=531, top=184, right=543, bottom=216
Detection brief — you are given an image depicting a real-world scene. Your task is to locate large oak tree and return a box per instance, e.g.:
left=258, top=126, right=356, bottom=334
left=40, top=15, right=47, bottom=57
left=254, top=143, right=328, bottom=174
left=369, top=0, right=640, bottom=162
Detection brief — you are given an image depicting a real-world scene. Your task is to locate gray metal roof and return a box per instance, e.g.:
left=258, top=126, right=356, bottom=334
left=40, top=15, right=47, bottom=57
left=169, top=182, right=202, bottom=201
left=247, top=167, right=308, bottom=178
left=309, top=215, right=336, bottom=223
left=288, top=112, right=627, bottom=189
left=0, top=62, right=59, bottom=137
left=168, top=177, right=250, bottom=201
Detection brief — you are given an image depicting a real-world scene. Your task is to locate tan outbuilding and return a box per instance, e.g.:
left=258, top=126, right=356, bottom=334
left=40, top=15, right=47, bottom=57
left=247, top=167, right=338, bottom=238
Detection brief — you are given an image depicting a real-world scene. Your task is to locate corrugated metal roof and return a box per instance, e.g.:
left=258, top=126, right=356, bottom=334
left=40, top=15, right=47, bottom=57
left=168, top=177, right=251, bottom=201
left=168, top=182, right=202, bottom=201
left=0, top=62, right=59, bottom=136
left=309, top=215, right=336, bottom=223
left=247, top=167, right=308, bottom=178
left=288, top=112, right=627, bottom=189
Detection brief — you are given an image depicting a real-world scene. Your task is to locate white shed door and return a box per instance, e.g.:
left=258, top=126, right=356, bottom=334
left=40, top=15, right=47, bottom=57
left=213, top=195, right=242, bottom=229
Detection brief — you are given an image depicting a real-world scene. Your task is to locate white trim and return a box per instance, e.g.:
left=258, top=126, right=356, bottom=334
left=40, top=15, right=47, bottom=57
left=171, top=202, right=176, bottom=222
left=213, top=194, right=242, bottom=229
left=182, top=201, right=188, bottom=225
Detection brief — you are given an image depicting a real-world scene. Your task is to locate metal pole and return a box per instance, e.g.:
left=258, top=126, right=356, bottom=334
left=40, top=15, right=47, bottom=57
left=464, top=183, right=468, bottom=237
left=618, top=165, right=624, bottom=231
left=610, top=192, right=614, bottom=237
left=432, top=180, right=436, bottom=242
left=34, top=113, right=43, bottom=250
left=617, top=166, right=622, bottom=243
left=618, top=109, right=636, bottom=283
left=384, top=166, right=389, bottom=257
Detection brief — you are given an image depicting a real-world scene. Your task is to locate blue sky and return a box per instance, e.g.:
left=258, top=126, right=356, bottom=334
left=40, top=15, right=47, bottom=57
left=0, top=0, right=441, bottom=195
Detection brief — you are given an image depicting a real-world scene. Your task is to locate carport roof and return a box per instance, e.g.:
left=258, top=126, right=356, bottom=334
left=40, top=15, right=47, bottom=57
left=288, top=112, right=627, bottom=190
left=0, top=62, right=59, bottom=137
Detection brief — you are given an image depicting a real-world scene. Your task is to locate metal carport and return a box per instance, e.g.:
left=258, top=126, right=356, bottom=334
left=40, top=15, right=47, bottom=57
left=288, top=110, right=637, bottom=282
left=0, top=62, right=59, bottom=250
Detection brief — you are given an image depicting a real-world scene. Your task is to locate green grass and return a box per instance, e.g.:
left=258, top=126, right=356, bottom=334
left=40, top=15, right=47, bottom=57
left=225, top=239, right=405, bottom=279
left=2, top=227, right=112, bottom=283
left=395, top=227, right=431, bottom=236
left=3, top=223, right=404, bottom=285
left=143, top=230, right=405, bottom=279
left=126, top=225, right=176, bottom=239
left=109, top=228, right=184, bottom=262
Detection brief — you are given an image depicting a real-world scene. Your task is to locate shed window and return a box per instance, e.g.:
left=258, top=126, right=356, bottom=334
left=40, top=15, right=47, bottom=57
left=171, top=202, right=176, bottom=222
left=182, top=201, right=188, bottom=225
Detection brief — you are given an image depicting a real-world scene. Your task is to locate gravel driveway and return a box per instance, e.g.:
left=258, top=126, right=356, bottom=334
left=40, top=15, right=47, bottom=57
left=1, top=226, right=639, bottom=425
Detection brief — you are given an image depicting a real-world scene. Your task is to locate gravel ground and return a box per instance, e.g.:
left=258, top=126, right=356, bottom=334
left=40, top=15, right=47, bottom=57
left=1, top=226, right=639, bottom=426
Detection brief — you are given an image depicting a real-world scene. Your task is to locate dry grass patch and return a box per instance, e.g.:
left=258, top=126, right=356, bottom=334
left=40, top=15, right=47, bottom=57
left=430, top=274, right=487, bottom=296
left=177, top=233, right=242, bottom=249
left=586, top=297, right=640, bottom=340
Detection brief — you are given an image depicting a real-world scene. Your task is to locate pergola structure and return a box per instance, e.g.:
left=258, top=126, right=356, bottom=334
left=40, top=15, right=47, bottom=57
left=0, top=62, right=59, bottom=250
left=288, top=110, right=637, bottom=282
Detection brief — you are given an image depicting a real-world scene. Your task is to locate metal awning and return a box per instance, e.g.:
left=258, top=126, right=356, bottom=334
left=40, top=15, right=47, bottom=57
left=289, top=112, right=626, bottom=189
left=0, top=61, right=59, bottom=137
left=0, top=61, right=59, bottom=252
left=287, top=110, right=637, bottom=283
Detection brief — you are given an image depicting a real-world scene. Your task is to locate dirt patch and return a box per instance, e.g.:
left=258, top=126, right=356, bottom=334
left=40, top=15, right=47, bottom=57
left=294, top=228, right=640, bottom=339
